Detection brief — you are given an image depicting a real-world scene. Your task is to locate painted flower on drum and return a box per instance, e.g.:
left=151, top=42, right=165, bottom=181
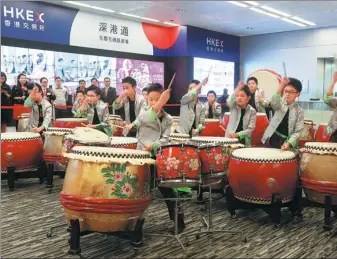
left=114, top=172, right=124, bottom=182
left=214, top=154, right=225, bottom=164
left=122, top=183, right=134, bottom=196
left=189, top=158, right=199, bottom=171
left=166, top=157, right=180, bottom=171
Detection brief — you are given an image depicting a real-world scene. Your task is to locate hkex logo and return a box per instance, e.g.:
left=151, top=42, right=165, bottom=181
left=3, top=5, right=45, bottom=23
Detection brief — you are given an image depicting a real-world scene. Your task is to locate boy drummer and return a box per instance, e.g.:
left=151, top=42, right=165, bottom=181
left=204, top=90, right=221, bottom=119
left=262, top=77, right=304, bottom=150
left=247, top=77, right=269, bottom=113
left=135, top=83, right=186, bottom=234
left=226, top=81, right=257, bottom=146
left=324, top=71, right=337, bottom=142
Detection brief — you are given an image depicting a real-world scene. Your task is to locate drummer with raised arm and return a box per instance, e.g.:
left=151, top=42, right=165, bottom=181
left=24, top=83, right=53, bottom=134
left=204, top=90, right=221, bottom=119
left=225, top=81, right=257, bottom=147
left=247, top=77, right=269, bottom=113
left=262, top=77, right=304, bottom=150
left=324, top=71, right=337, bottom=142
left=76, top=86, right=111, bottom=136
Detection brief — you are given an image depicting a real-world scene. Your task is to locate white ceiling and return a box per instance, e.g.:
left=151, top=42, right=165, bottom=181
left=52, top=1, right=337, bottom=36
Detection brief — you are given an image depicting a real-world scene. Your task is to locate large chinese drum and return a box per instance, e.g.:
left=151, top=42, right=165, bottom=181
left=298, top=119, right=315, bottom=147
left=60, top=146, right=155, bottom=232
left=300, top=142, right=337, bottom=204
left=315, top=123, right=330, bottom=142
left=108, top=115, right=124, bottom=136
left=1, top=132, right=43, bottom=173
left=53, top=118, right=88, bottom=128
left=169, top=133, right=190, bottom=143
left=200, top=119, right=224, bottom=137
left=110, top=137, right=138, bottom=149
left=228, top=148, right=298, bottom=204
left=171, top=116, right=180, bottom=134
left=17, top=113, right=30, bottom=132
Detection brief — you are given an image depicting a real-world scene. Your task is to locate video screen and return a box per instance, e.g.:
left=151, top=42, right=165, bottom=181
left=193, top=57, right=235, bottom=96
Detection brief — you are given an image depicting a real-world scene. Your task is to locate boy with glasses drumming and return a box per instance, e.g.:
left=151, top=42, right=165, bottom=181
left=262, top=77, right=304, bottom=150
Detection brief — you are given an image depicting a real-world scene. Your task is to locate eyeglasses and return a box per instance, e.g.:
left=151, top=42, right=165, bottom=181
left=283, top=90, right=298, bottom=95
left=86, top=94, right=98, bottom=98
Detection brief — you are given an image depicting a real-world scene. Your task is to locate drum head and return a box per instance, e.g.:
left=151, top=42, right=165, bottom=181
left=205, top=119, right=219, bottom=122
left=67, top=127, right=110, bottom=145
left=18, top=113, right=30, bottom=118
left=192, top=136, right=239, bottom=145
left=44, top=127, right=73, bottom=135
left=256, top=113, right=267, bottom=117
left=2, top=132, right=41, bottom=141
left=110, top=137, right=138, bottom=145
left=65, top=146, right=155, bottom=165
left=109, top=115, right=123, bottom=121
left=55, top=118, right=88, bottom=122
left=160, top=142, right=197, bottom=149
left=249, top=69, right=281, bottom=101
left=231, top=147, right=296, bottom=162
left=302, top=142, right=337, bottom=154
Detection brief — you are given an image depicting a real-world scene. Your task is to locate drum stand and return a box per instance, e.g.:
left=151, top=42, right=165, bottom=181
left=44, top=162, right=54, bottom=193
left=225, top=185, right=303, bottom=227
left=323, top=195, right=337, bottom=232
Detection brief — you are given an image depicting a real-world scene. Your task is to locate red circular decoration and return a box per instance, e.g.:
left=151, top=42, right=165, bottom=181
left=142, top=22, right=180, bottom=49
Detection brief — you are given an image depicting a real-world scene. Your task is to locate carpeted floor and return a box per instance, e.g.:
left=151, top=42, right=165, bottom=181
left=1, top=176, right=337, bottom=258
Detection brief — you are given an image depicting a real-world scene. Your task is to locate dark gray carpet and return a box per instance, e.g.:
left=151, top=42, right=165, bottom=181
left=1, top=177, right=336, bottom=258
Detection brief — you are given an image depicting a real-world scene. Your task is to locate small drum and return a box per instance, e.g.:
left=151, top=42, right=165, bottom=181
left=53, top=118, right=88, bottom=128
left=300, top=142, right=337, bottom=204
left=171, top=116, right=180, bottom=134
left=43, top=127, right=73, bottom=163
left=156, top=143, right=201, bottom=188
left=60, top=146, right=154, bottom=232
left=17, top=113, right=30, bottom=132
left=169, top=133, right=190, bottom=143
left=200, top=119, right=224, bottom=137
left=248, top=69, right=282, bottom=101
left=1, top=132, right=43, bottom=173
left=108, top=115, right=124, bottom=136
left=299, top=119, right=315, bottom=147
left=60, top=127, right=111, bottom=165
left=315, top=123, right=330, bottom=142
left=228, top=148, right=298, bottom=204
left=222, top=112, right=268, bottom=147
left=110, top=137, right=138, bottom=149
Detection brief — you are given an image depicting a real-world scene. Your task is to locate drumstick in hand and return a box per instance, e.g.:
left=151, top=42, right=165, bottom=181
left=81, top=123, right=87, bottom=127
left=208, top=66, right=213, bottom=77
left=219, top=125, right=226, bottom=132
left=282, top=62, right=287, bottom=77
left=168, top=73, right=176, bottom=90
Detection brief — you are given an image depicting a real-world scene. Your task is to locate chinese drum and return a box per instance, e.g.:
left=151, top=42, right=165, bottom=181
left=110, top=137, right=138, bottom=149
left=300, top=142, right=337, bottom=204
left=13, top=104, right=31, bottom=120
left=17, top=113, right=31, bottom=132
left=299, top=119, right=315, bottom=147
left=228, top=148, right=298, bottom=204
left=108, top=115, right=124, bottom=136
left=53, top=118, right=88, bottom=128
left=171, top=116, right=180, bottom=134
left=315, top=123, right=330, bottom=142
left=60, top=127, right=111, bottom=165
left=1, top=132, right=43, bottom=173
left=248, top=69, right=281, bottom=101
left=43, top=127, right=73, bottom=163
left=200, top=119, right=224, bottom=137
left=60, top=146, right=154, bottom=232
left=156, top=143, right=201, bottom=188
left=169, top=133, right=190, bottom=143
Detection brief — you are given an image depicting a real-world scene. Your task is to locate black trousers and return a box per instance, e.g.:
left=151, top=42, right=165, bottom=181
left=265, top=133, right=286, bottom=149
left=330, top=130, right=337, bottom=143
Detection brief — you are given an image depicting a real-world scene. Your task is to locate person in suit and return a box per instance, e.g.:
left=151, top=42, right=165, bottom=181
left=204, top=90, right=222, bottom=119
left=247, top=77, right=269, bottom=113
left=113, top=76, right=146, bottom=137
left=226, top=81, right=257, bottom=147
left=324, top=71, right=337, bottom=142
left=40, top=77, right=56, bottom=103
left=262, top=77, right=304, bottom=150
left=101, top=77, right=116, bottom=113
left=176, top=78, right=208, bottom=137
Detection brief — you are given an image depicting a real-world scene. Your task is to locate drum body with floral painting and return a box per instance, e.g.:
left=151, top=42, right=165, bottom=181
left=43, top=127, right=73, bottom=164
left=315, top=123, right=330, bottom=142
left=60, top=127, right=111, bottom=165
left=17, top=113, right=31, bottom=132
left=60, top=146, right=154, bottom=232
left=156, top=143, right=201, bottom=188
left=200, top=119, right=224, bottom=137
left=298, top=119, right=315, bottom=147
left=228, top=148, right=298, bottom=204
left=1, top=132, right=43, bottom=173
left=300, top=142, right=337, bottom=205
left=53, top=118, right=88, bottom=128
left=110, top=137, right=138, bottom=149
left=108, top=115, right=124, bottom=136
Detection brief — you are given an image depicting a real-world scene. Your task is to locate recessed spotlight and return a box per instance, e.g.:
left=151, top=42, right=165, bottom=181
left=176, top=8, right=186, bottom=12
left=246, top=27, right=253, bottom=30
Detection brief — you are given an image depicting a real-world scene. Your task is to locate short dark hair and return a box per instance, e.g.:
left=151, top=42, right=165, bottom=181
left=1, top=72, right=7, bottom=83
left=207, top=90, right=216, bottom=97
left=190, top=79, right=200, bottom=85
left=247, top=77, right=258, bottom=84
left=104, top=77, right=110, bottom=81
left=238, top=85, right=252, bottom=97
left=91, top=78, right=98, bottom=82
left=86, top=85, right=101, bottom=96
left=142, top=87, right=149, bottom=93
left=55, top=76, right=62, bottom=81
left=79, top=79, right=85, bottom=84
left=40, top=77, right=48, bottom=83
left=27, top=83, right=43, bottom=96
left=287, top=77, right=302, bottom=93
left=147, top=83, right=164, bottom=94
left=76, top=90, right=85, bottom=96
left=122, top=76, right=137, bottom=87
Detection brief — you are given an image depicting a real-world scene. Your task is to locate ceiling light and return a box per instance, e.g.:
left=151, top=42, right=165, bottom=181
left=163, top=21, right=180, bottom=26
left=250, top=7, right=280, bottom=18
left=91, top=6, right=115, bottom=13
left=282, top=18, right=306, bottom=27
left=63, top=1, right=91, bottom=8
left=260, top=6, right=291, bottom=17
left=244, top=1, right=260, bottom=6
left=228, top=1, right=248, bottom=8
left=119, top=13, right=160, bottom=22
left=291, top=16, right=316, bottom=26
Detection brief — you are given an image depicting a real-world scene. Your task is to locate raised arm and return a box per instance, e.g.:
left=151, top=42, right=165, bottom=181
left=324, top=71, right=337, bottom=109
left=227, top=80, right=244, bottom=109
left=270, top=77, right=290, bottom=110
left=113, top=91, right=126, bottom=110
